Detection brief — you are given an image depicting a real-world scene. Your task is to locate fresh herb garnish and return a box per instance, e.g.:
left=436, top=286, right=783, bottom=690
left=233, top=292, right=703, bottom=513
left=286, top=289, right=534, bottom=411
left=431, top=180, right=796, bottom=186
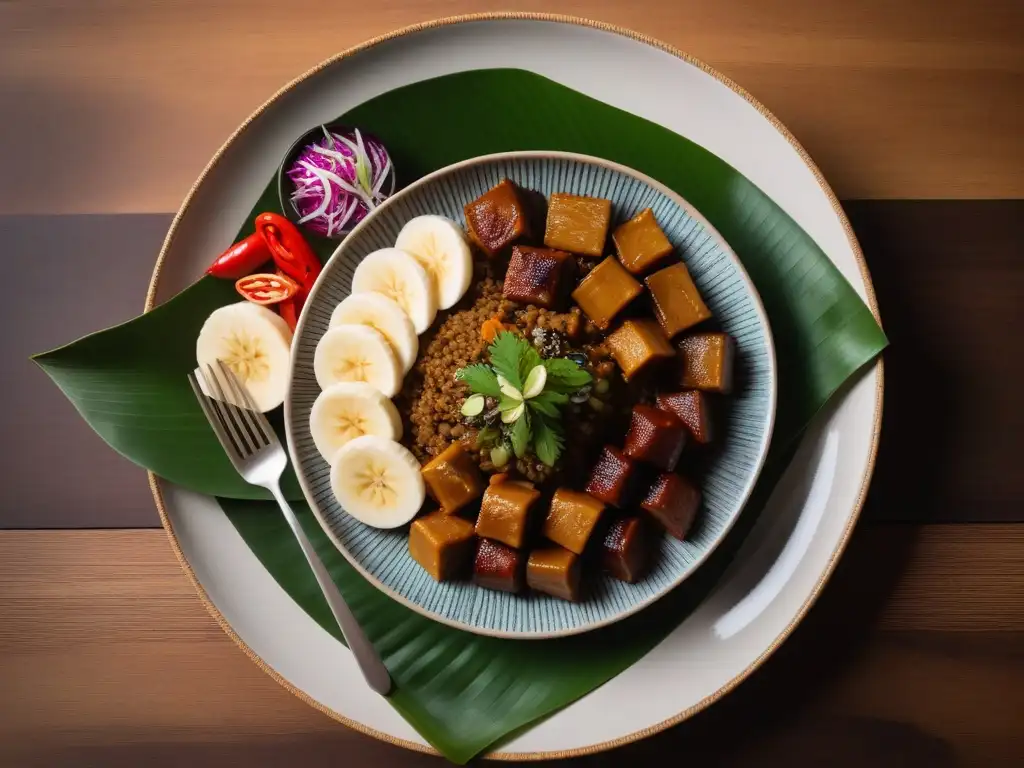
left=456, top=331, right=591, bottom=467
left=510, top=410, right=531, bottom=458
left=455, top=364, right=501, bottom=398
left=541, top=358, right=593, bottom=392
left=488, top=331, right=532, bottom=389
left=532, top=414, right=565, bottom=468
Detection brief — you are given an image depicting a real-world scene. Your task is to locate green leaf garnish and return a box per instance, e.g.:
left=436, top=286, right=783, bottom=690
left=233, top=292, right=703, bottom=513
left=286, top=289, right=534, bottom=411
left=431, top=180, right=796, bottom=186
left=498, top=394, right=523, bottom=413
left=475, top=425, right=500, bottom=448
left=526, top=390, right=566, bottom=418
left=460, top=394, right=485, bottom=417
left=455, top=364, right=501, bottom=397
left=542, top=358, right=593, bottom=392
left=518, top=343, right=543, bottom=385
left=533, top=415, right=565, bottom=467
left=456, top=331, right=593, bottom=467
left=510, top=410, right=531, bottom=458
left=488, top=331, right=530, bottom=389
left=522, top=364, right=547, bottom=399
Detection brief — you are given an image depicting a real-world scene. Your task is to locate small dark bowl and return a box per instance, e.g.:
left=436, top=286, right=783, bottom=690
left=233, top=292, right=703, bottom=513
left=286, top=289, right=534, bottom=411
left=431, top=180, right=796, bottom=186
left=276, top=122, right=396, bottom=242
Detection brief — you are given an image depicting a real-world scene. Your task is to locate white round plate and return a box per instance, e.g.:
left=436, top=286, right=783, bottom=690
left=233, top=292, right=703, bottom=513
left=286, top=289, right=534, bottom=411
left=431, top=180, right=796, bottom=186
left=150, top=14, right=882, bottom=759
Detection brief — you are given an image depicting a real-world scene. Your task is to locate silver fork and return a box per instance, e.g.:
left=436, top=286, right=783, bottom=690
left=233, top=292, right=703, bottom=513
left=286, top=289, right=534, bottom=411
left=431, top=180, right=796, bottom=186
left=188, top=360, right=392, bottom=696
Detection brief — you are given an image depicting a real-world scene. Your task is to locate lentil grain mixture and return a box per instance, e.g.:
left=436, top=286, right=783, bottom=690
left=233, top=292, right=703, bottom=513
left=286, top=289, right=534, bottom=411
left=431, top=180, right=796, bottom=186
left=396, top=263, right=625, bottom=486
left=397, top=273, right=508, bottom=462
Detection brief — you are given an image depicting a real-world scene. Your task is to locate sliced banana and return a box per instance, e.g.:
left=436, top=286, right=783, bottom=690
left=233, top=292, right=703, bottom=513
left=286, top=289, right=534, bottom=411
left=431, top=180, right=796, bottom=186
left=329, top=293, right=418, bottom=374
left=330, top=435, right=425, bottom=529
left=395, top=215, right=473, bottom=310
left=350, top=248, right=437, bottom=334
left=195, top=301, right=292, bottom=413
left=309, top=382, right=402, bottom=465
left=314, top=324, right=402, bottom=397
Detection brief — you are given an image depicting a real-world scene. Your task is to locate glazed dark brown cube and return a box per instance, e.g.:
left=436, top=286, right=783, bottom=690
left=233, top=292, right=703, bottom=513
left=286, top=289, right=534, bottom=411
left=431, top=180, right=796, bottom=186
left=584, top=445, right=638, bottom=507
left=421, top=441, right=485, bottom=515
left=475, top=480, right=541, bottom=549
left=544, top=193, right=613, bottom=257
left=473, top=538, right=526, bottom=593
left=622, top=404, right=688, bottom=471
left=602, top=517, right=652, bottom=583
left=645, top=262, right=712, bottom=338
left=526, top=546, right=581, bottom=601
left=409, top=513, right=476, bottom=582
left=542, top=489, right=605, bottom=555
left=464, top=179, right=532, bottom=256
left=677, top=332, right=735, bottom=394
left=503, top=246, right=577, bottom=309
left=641, top=473, right=701, bottom=540
left=655, top=391, right=714, bottom=445
left=605, top=319, right=675, bottom=381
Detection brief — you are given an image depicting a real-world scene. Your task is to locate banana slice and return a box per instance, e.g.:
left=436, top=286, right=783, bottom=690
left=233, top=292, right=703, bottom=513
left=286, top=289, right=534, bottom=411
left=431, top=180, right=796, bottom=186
left=350, top=248, right=437, bottom=334
left=330, top=435, right=425, bottom=528
left=395, top=215, right=473, bottom=310
left=329, top=293, right=418, bottom=374
left=309, top=382, right=402, bottom=464
left=196, top=301, right=292, bottom=412
left=314, top=324, right=402, bottom=397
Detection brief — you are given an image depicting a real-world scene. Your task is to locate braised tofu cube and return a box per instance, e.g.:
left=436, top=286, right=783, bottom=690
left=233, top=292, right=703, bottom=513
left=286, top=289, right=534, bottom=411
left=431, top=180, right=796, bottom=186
left=571, top=256, right=643, bottom=330
left=503, top=246, right=577, bottom=309
left=544, top=193, right=612, bottom=257
left=606, top=319, right=675, bottom=381
left=475, top=480, right=541, bottom=549
left=527, top=546, right=581, bottom=601
left=542, top=488, right=605, bottom=555
left=584, top=445, right=638, bottom=507
left=473, top=538, right=526, bottom=593
left=655, top=391, right=714, bottom=444
left=464, top=179, right=532, bottom=256
left=602, top=517, right=652, bottom=583
left=421, top=442, right=485, bottom=515
left=645, top=262, right=712, bottom=338
left=613, top=208, right=674, bottom=274
left=623, top=404, right=687, bottom=471
left=678, top=332, right=735, bottom=394
left=641, top=473, right=701, bottom=540
left=409, top=513, right=476, bottom=581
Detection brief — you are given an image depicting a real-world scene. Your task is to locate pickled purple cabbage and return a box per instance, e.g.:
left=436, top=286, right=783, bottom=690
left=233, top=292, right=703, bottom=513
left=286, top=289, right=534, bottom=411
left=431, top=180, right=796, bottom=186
left=285, top=127, right=395, bottom=238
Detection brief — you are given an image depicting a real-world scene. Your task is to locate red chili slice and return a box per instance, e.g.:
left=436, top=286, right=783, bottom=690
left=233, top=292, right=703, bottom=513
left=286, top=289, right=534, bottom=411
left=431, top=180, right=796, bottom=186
left=254, top=213, right=322, bottom=289
left=235, top=272, right=299, bottom=306
left=277, top=298, right=298, bottom=331
left=206, top=232, right=272, bottom=279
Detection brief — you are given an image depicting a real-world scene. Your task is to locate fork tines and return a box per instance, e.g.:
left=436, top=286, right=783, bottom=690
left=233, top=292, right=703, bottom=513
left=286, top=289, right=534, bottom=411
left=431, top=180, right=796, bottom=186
left=188, top=361, right=276, bottom=462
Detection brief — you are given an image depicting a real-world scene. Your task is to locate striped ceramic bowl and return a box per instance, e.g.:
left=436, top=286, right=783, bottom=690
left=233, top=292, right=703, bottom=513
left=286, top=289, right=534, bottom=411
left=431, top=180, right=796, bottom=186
left=285, top=151, right=776, bottom=639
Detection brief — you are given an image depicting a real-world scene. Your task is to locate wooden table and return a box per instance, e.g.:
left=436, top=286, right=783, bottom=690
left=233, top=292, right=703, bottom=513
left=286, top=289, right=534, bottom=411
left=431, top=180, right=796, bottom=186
left=2, top=2, right=1022, bottom=766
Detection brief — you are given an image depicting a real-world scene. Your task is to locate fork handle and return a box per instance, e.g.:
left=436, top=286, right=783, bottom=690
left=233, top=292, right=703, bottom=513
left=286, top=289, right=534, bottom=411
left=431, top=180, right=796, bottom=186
left=267, top=483, right=393, bottom=696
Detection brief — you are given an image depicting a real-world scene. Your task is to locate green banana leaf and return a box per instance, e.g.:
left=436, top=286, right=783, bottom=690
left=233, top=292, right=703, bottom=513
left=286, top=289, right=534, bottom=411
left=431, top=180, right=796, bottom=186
left=31, top=187, right=325, bottom=501
left=34, top=68, right=887, bottom=764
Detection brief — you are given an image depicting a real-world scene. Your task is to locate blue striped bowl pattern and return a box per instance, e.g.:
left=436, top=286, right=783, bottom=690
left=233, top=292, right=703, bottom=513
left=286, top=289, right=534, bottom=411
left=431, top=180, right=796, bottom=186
left=285, top=152, right=776, bottom=639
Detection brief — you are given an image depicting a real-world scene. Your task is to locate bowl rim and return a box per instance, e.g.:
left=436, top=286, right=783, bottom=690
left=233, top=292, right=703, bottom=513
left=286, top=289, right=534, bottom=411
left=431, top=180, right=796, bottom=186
left=284, top=149, right=778, bottom=639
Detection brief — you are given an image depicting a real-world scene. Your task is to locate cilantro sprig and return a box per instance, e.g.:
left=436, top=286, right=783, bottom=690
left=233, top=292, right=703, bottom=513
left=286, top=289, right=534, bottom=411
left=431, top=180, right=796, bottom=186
left=455, top=331, right=591, bottom=467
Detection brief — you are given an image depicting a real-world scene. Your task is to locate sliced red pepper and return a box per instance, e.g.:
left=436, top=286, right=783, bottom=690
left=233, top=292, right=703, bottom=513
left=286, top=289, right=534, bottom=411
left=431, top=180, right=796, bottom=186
left=277, top=298, right=298, bottom=332
left=206, top=232, right=272, bottom=279
left=254, top=213, right=322, bottom=294
left=235, top=272, right=299, bottom=306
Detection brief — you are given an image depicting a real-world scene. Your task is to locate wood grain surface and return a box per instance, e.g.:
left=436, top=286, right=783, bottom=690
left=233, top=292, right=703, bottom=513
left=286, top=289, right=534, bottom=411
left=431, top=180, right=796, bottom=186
left=1, top=0, right=1022, bottom=214
left=1, top=526, right=1021, bottom=767
left=848, top=200, right=1024, bottom=523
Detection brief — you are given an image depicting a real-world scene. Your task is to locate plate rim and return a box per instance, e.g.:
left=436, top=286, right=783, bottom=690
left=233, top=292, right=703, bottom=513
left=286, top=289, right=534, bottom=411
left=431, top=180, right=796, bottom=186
left=284, top=149, right=779, bottom=640
left=144, top=12, right=884, bottom=760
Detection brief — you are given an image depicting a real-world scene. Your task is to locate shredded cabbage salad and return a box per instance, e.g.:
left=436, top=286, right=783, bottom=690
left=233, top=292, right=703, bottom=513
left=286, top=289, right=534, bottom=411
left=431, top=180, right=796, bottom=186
left=285, top=127, right=396, bottom=238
